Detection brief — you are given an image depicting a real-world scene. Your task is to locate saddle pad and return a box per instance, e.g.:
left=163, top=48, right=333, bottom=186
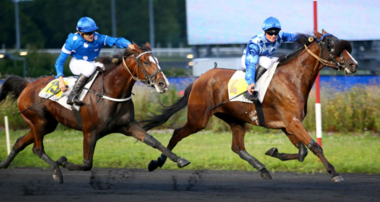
left=38, top=71, right=99, bottom=110
left=228, top=62, right=279, bottom=103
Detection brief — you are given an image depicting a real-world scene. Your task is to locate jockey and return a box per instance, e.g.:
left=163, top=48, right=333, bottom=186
left=244, top=16, right=299, bottom=101
left=55, top=17, right=135, bottom=106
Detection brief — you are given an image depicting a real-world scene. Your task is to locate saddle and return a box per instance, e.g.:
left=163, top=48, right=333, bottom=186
left=38, top=71, right=100, bottom=111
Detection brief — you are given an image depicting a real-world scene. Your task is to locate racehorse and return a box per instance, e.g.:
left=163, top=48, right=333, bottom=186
left=0, top=43, right=190, bottom=183
left=141, top=30, right=358, bottom=183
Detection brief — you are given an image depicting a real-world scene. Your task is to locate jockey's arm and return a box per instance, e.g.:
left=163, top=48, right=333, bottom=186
left=55, top=51, right=70, bottom=92
left=281, top=32, right=299, bottom=43
left=245, top=43, right=260, bottom=95
left=100, top=35, right=134, bottom=49
left=55, top=40, right=72, bottom=91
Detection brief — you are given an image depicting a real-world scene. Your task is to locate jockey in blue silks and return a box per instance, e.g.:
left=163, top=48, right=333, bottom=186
left=243, top=16, right=299, bottom=101
left=55, top=17, right=135, bottom=106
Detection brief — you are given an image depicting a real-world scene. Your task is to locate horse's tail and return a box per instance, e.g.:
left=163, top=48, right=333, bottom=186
left=0, top=76, right=30, bottom=105
left=142, top=83, right=193, bottom=131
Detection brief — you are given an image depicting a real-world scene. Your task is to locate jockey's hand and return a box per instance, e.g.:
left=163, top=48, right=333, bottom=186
left=247, top=83, right=255, bottom=95
left=128, top=44, right=135, bottom=50
left=58, top=76, right=68, bottom=92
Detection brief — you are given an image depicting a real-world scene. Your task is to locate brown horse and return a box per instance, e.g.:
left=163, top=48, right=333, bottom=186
left=0, top=43, right=189, bottom=183
left=142, top=31, right=358, bottom=183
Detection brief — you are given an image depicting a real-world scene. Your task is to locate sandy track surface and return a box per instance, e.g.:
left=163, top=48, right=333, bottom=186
left=0, top=168, right=379, bottom=202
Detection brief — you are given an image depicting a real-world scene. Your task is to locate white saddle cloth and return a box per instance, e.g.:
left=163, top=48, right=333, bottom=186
left=38, top=71, right=99, bottom=110
left=228, top=62, right=279, bottom=103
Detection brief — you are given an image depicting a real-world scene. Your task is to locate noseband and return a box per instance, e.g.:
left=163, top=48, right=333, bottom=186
left=304, top=34, right=348, bottom=70
left=122, top=51, right=162, bottom=85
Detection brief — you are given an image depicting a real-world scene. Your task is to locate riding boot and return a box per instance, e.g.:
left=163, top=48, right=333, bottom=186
left=67, top=74, right=88, bottom=106
left=255, top=66, right=267, bottom=83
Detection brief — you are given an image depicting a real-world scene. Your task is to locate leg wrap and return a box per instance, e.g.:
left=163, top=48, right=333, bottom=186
left=298, top=142, right=308, bottom=162
left=143, top=135, right=160, bottom=148
left=0, top=150, right=17, bottom=168
left=308, top=140, right=323, bottom=154
left=239, top=150, right=265, bottom=171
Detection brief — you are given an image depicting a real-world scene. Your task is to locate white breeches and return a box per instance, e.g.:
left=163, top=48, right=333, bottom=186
left=69, top=57, right=104, bottom=77
left=241, top=55, right=279, bottom=70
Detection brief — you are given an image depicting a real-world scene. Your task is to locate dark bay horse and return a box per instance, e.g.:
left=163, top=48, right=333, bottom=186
left=142, top=31, right=358, bottom=182
left=0, top=43, right=189, bottom=183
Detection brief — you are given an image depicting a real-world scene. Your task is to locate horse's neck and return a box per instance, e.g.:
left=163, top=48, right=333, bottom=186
left=103, top=63, right=136, bottom=98
left=287, top=42, right=323, bottom=98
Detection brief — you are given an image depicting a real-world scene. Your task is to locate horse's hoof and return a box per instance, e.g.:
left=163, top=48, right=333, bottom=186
left=265, top=148, right=278, bottom=157
left=331, top=175, right=344, bottom=183
left=53, top=169, right=63, bottom=184
left=56, top=156, right=68, bottom=167
left=260, top=168, right=272, bottom=179
left=297, top=143, right=308, bottom=162
left=177, top=158, right=190, bottom=168
left=148, top=160, right=159, bottom=172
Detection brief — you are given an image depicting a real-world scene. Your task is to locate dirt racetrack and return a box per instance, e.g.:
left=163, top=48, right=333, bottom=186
left=0, top=168, right=379, bottom=202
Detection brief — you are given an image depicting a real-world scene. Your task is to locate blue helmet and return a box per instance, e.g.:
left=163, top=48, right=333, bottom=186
left=262, top=17, right=281, bottom=31
left=76, top=17, right=99, bottom=32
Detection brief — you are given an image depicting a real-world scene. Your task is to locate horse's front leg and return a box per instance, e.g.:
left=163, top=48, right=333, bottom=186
left=119, top=120, right=190, bottom=171
left=265, top=128, right=308, bottom=162
left=228, top=120, right=271, bottom=179
left=285, top=118, right=344, bottom=183
left=56, top=132, right=96, bottom=171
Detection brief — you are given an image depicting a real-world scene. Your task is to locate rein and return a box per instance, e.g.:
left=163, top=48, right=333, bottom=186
left=304, top=44, right=337, bottom=68
left=304, top=34, right=348, bottom=70
left=122, top=50, right=162, bottom=85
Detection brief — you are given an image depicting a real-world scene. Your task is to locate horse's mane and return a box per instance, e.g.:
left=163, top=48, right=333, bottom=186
left=97, top=44, right=152, bottom=70
left=278, top=34, right=316, bottom=65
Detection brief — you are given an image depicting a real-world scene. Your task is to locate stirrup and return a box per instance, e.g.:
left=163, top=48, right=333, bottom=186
left=73, top=96, right=84, bottom=106
left=66, top=93, right=75, bottom=105
left=244, top=91, right=258, bottom=102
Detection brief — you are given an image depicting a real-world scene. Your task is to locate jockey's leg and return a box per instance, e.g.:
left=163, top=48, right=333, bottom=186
left=67, top=58, right=96, bottom=105
left=67, top=74, right=88, bottom=105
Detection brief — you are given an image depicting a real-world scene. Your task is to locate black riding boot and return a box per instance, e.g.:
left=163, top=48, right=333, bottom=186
left=67, top=74, right=88, bottom=106
left=255, top=66, right=267, bottom=83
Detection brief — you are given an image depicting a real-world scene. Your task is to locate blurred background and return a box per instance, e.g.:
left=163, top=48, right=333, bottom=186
left=1, top=0, right=380, bottom=133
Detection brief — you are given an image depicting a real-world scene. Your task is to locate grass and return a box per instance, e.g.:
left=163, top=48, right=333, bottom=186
left=1, top=129, right=379, bottom=174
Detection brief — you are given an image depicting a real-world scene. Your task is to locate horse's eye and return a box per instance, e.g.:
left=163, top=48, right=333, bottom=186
left=144, top=61, right=149, bottom=65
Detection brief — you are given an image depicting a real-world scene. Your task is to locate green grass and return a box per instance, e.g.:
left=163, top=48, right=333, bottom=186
left=0, top=129, right=379, bottom=174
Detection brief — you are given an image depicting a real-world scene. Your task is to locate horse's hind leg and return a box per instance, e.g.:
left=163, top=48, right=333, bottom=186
left=118, top=120, right=190, bottom=171
left=265, top=128, right=308, bottom=162
left=149, top=103, right=213, bottom=171
left=285, top=119, right=343, bottom=182
left=220, top=115, right=271, bottom=180
left=0, top=131, right=34, bottom=168
left=22, top=114, right=63, bottom=183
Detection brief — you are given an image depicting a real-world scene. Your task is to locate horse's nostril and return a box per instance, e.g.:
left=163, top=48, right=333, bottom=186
left=158, top=82, right=165, bottom=87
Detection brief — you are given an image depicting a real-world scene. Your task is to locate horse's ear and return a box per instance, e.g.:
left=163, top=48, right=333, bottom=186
left=314, top=30, right=323, bottom=39
left=133, top=42, right=141, bottom=53
left=145, top=42, right=152, bottom=50
left=322, top=29, right=328, bottom=34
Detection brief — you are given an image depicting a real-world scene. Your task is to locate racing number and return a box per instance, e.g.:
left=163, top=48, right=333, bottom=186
left=230, top=79, right=238, bottom=94
left=44, top=80, right=60, bottom=94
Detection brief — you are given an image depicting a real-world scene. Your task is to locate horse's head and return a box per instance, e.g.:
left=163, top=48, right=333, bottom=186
left=315, top=30, right=358, bottom=74
left=123, top=42, right=169, bottom=93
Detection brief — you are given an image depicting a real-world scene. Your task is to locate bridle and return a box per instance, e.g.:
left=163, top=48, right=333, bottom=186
left=122, top=50, right=162, bottom=85
left=304, top=34, right=348, bottom=70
